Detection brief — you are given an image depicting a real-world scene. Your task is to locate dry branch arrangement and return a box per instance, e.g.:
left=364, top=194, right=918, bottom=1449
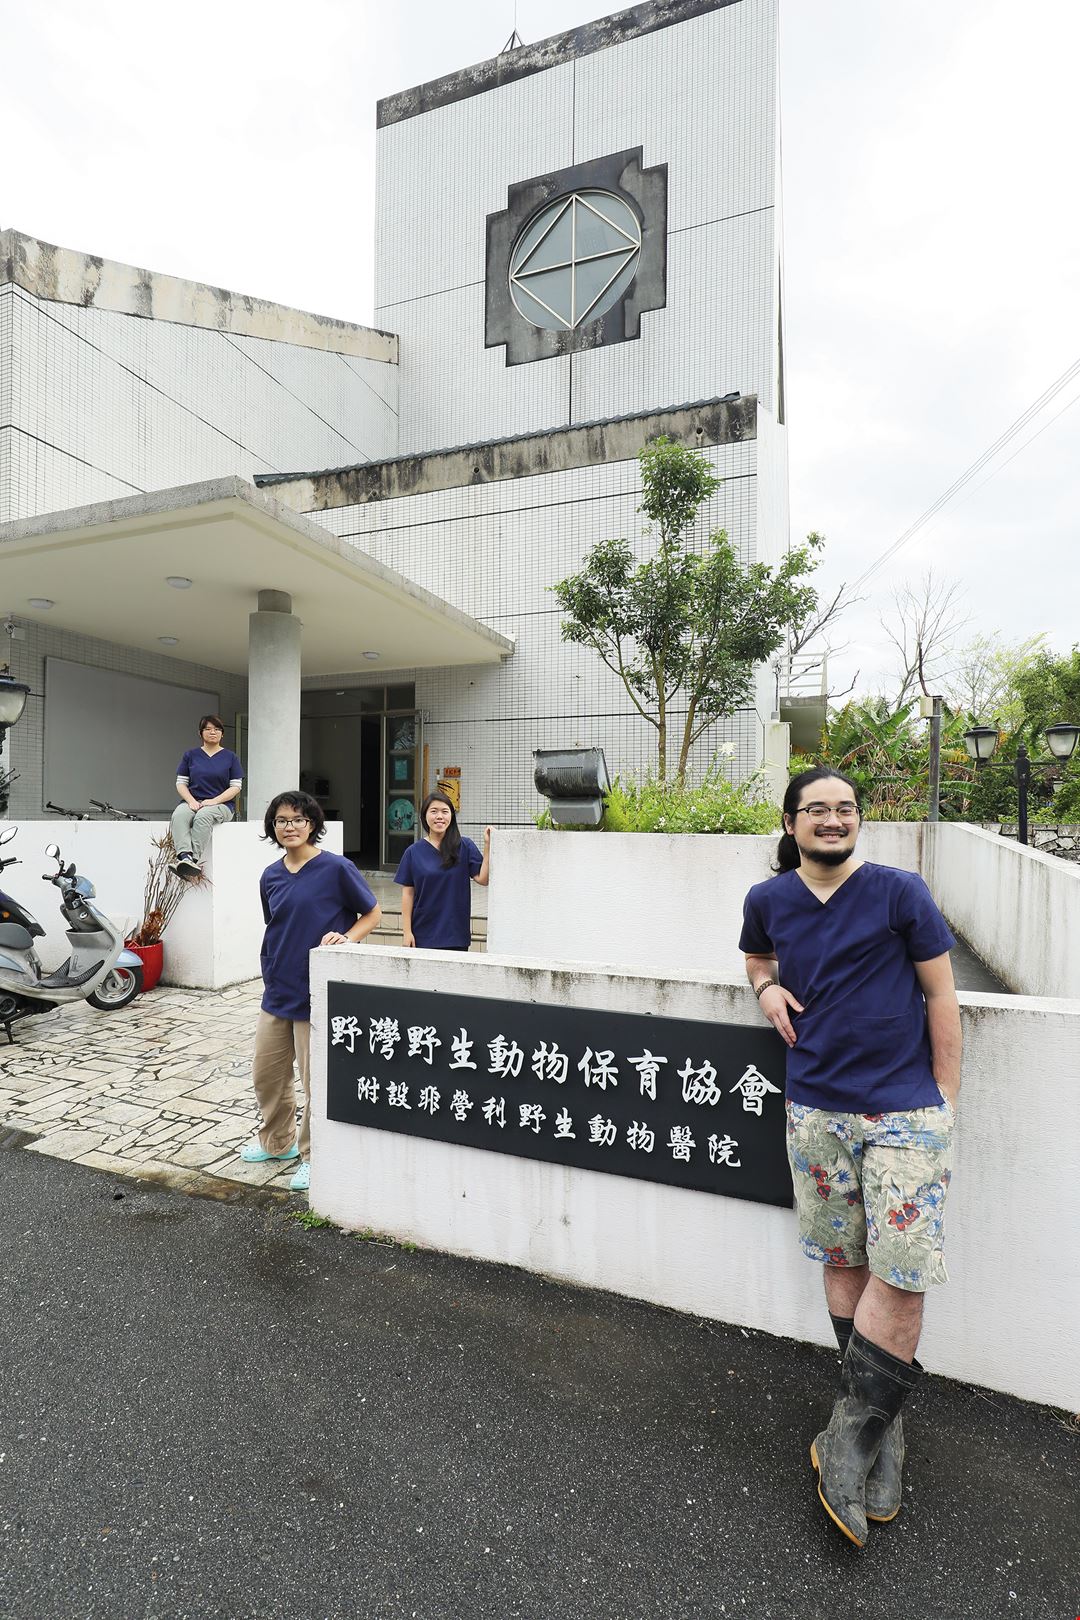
left=128, top=834, right=201, bottom=946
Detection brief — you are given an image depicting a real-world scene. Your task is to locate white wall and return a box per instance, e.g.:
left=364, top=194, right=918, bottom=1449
left=0, top=280, right=398, bottom=526
left=924, top=822, right=1080, bottom=1000
left=310, top=445, right=767, bottom=842
left=3, top=618, right=248, bottom=824
left=309, top=946, right=1080, bottom=1411
left=375, top=0, right=781, bottom=453
left=0, top=818, right=342, bottom=989
left=486, top=824, right=922, bottom=977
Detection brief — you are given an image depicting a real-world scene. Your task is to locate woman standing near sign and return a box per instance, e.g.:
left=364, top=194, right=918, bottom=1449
left=239, top=790, right=381, bottom=1194
left=395, top=791, right=491, bottom=951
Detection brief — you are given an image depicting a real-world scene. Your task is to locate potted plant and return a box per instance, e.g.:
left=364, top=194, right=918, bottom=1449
left=125, top=834, right=196, bottom=991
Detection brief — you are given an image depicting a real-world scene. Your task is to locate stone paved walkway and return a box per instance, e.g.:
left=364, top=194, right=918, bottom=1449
left=0, top=980, right=301, bottom=1193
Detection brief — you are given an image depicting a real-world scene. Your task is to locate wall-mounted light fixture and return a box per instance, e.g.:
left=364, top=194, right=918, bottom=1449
left=533, top=747, right=610, bottom=827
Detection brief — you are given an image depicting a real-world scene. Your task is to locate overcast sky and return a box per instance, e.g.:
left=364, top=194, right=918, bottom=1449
left=4, top=0, right=1077, bottom=702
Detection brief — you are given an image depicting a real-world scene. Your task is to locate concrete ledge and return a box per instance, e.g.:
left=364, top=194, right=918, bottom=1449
left=1, top=228, right=398, bottom=361
left=924, top=822, right=1080, bottom=999
left=0, top=817, right=342, bottom=991
left=309, top=946, right=1080, bottom=1410
left=485, top=823, right=919, bottom=980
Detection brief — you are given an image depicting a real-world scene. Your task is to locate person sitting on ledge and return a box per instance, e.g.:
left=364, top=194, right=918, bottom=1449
left=171, top=715, right=244, bottom=881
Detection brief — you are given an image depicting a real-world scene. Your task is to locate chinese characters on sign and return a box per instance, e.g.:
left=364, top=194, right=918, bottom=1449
left=326, top=987, right=791, bottom=1207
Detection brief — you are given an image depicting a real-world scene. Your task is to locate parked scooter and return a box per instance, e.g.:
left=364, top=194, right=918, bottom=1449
left=0, top=827, right=144, bottom=1044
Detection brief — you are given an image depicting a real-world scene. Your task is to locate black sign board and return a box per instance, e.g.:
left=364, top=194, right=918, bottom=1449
left=326, top=983, right=792, bottom=1208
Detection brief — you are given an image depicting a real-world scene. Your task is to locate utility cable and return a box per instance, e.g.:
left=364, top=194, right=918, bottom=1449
left=851, top=353, right=1080, bottom=590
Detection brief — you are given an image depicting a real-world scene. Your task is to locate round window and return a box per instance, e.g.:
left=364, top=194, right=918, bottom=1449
left=508, top=190, right=642, bottom=332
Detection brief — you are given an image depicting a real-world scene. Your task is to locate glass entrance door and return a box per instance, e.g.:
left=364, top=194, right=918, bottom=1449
left=382, top=709, right=423, bottom=869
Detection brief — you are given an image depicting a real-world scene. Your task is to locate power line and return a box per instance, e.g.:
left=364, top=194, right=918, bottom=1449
left=851, top=354, right=1080, bottom=591
left=939, top=385, right=1080, bottom=516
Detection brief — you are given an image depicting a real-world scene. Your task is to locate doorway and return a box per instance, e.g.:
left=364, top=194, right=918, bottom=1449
left=299, top=685, right=419, bottom=870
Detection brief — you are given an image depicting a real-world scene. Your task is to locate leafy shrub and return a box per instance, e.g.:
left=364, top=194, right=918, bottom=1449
left=599, top=767, right=780, bottom=834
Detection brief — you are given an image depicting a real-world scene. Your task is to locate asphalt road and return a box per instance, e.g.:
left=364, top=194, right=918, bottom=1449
left=1, top=1139, right=1076, bottom=1620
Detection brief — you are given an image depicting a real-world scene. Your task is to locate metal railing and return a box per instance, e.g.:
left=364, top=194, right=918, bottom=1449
left=775, top=651, right=829, bottom=702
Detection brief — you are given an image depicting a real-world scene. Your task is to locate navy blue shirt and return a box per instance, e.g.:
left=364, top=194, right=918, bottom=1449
left=739, top=863, right=956, bottom=1113
left=394, top=836, right=482, bottom=950
left=260, top=850, right=378, bottom=1021
left=177, top=746, right=244, bottom=801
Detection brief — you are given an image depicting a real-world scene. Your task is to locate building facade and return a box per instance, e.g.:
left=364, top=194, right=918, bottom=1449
left=1, top=0, right=789, bottom=864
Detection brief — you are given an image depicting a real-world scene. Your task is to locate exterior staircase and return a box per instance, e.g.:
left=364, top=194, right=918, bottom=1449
left=359, top=871, right=488, bottom=952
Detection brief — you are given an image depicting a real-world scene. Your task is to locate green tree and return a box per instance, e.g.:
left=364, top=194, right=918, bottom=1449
left=1014, top=646, right=1080, bottom=821
left=800, top=697, right=984, bottom=822
left=945, top=631, right=1047, bottom=731
left=553, top=437, right=820, bottom=782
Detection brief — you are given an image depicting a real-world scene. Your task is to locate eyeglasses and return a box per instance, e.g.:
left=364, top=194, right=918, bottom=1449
left=273, top=816, right=311, bottom=830
left=795, top=802, right=860, bottom=822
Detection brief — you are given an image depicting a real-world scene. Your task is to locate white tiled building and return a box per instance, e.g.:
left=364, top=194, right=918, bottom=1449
left=1, top=0, right=789, bottom=867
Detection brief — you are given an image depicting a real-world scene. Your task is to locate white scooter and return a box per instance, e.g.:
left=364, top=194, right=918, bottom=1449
left=0, top=827, right=144, bottom=1044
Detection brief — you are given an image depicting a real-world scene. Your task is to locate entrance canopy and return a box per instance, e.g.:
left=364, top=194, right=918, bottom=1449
left=0, top=478, right=514, bottom=675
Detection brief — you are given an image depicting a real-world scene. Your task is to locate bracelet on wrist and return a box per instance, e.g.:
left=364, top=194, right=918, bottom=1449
left=754, top=978, right=778, bottom=999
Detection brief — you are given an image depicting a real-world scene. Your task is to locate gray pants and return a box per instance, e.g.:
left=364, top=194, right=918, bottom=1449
left=170, top=802, right=233, bottom=863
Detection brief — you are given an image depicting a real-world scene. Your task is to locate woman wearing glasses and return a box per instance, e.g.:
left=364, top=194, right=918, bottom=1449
left=240, top=790, right=381, bottom=1193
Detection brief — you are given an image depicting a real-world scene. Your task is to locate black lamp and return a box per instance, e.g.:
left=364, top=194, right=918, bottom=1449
left=0, top=671, right=30, bottom=731
left=962, top=722, right=1079, bottom=846
left=533, top=747, right=611, bottom=827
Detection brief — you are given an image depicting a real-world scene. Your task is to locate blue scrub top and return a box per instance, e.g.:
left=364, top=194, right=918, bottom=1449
left=739, top=863, right=956, bottom=1113
left=394, top=836, right=482, bottom=950
left=260, top=850, right=378, bottom=1021
left=177, top=746, right=244, bottom=801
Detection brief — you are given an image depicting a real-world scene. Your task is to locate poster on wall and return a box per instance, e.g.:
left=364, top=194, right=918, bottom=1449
left=436, top=765, right=461, bottom=811
left=326, top=984, right=791, bottom=1207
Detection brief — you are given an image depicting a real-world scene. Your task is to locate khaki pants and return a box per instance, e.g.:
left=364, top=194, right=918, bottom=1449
left=170, top=802, right=233, bottom=863
left=251, top=1010, right=311, bottom=1158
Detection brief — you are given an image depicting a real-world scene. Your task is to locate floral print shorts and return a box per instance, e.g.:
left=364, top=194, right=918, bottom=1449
left=786, top=1100, right=955, bottom=1292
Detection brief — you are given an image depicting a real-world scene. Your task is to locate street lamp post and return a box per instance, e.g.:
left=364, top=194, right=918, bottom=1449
left=962, top=723, right=1080, bottom=846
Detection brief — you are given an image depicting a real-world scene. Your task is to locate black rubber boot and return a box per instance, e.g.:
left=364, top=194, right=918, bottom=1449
left=828, top=1314, right=914, bottom=1524
left=811, top=1328, right=922, bottom=1547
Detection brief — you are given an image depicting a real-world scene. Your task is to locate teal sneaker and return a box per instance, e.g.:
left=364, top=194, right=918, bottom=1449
left=240, top=1141, right=299, bottom=1163
left=289, top=1160, right=310, bottom=1193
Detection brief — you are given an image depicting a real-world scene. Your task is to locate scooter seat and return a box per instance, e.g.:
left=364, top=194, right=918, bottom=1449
left=36, top=958, right=105, bottom=989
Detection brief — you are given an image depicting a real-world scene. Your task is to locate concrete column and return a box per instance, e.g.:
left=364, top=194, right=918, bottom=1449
left=761, top=719, right=791, bottom=807
left=247, top=589, right=301, bottom=821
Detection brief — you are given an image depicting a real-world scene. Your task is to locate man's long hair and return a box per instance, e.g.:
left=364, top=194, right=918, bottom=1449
left=775, top=767, right=862, bottom=872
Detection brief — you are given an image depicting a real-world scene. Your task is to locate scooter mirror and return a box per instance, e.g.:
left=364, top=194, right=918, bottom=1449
left=45, top=843, right=60, bottom=860
left=0, top=826, right=16, bottom=846
left=65, top=862, right=76, bottom=878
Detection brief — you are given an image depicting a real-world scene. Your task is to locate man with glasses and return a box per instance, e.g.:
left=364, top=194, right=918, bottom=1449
left=740, top=766, right=962, bottom=1548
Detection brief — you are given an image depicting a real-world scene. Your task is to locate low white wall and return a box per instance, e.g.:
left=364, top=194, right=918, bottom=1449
left=0, top=820, right=150, bottom=970
left=486, top=825, right=921, bottom=977
left=310, top=947, right=1080, bottom=1411
left=925, top=822, right=1080, bottom=1000
left=0, top=817, right=342, bottom=989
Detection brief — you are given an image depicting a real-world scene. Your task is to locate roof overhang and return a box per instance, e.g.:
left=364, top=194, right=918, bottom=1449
left=0, top=478, right=514, bottom=678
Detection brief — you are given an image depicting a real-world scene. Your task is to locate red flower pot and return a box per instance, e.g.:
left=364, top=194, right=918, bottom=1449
left=124, top=940, right=163, bottom=992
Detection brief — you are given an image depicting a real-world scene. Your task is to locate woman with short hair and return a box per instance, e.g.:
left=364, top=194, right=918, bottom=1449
left=240, top=790, right=381, bottom=1194
left=171, top=714, right=243, bottom=880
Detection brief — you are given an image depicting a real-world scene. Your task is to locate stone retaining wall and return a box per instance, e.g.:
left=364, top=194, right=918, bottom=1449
left=981, top=822, right=1080, bottom=861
